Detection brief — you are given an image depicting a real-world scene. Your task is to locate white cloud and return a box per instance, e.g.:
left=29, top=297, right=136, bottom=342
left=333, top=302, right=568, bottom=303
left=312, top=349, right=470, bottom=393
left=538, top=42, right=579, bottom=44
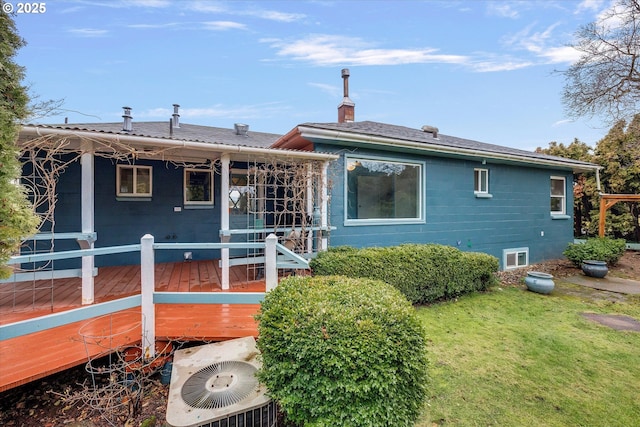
left=308, top=82, right=342, bottom=98
left=487, top=2, right=520, bottom=19
left=265, top=34, right=469, bottom=67
left=138, top=102, right=289, bottom=120
left=575, top=0, right=606, bottom=14
left=121, top=0, right=171, bottom=7
left=470, top=59, right=533, bottom=72
left=127, top=22, right=182, bottom=29
left=202, top=21, right=247, bottom=31
left=68, top=28, right=109, bottom=37
left=245, top=9, right=305, bottom=22
left=502, top=22, right=580, bottom=64
left=539, top=45, right=582, bottom=64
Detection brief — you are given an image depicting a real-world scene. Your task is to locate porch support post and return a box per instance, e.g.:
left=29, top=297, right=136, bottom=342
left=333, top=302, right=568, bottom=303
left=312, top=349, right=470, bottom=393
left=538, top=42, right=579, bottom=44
left=80, top=148, right=95, bottom=304
left=220, top=154, right=230, bottom=290
left=265, top=233, right=278, bottom=291
left=141, top=234, right=156, bottom=359
left=320, top=161, right=329, bottom=251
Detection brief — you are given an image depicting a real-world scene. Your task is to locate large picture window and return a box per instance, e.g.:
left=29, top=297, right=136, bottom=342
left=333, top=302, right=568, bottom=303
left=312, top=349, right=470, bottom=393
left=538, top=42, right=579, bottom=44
left=117, top=165, right=152, bottom=197
left=345, top=157, right=423, bottom=224
left=550, top=176, right=566, bottom=215
left=184, top=168, right=214, bottom=205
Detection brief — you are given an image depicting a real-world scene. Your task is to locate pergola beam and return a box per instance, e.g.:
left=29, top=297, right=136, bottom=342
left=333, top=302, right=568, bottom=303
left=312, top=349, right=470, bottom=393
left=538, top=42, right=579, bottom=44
left=598, top=194, right=640, bottom=237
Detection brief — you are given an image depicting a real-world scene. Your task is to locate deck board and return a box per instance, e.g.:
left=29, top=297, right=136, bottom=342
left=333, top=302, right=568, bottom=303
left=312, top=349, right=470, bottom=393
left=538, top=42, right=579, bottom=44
left=0, top=260, right=268, bottom=392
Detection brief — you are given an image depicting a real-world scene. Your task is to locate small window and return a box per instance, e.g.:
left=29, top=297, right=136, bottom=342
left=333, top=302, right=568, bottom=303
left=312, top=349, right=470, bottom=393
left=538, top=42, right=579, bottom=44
left=117, top=165, right=152, bottom=197
left=550, top=176, right=566, bottom=215
left=184, top=168, right=214, bottom=205
left=504, top=248, right=529, bottom=270
left=474, top=168, right=489, bottom=194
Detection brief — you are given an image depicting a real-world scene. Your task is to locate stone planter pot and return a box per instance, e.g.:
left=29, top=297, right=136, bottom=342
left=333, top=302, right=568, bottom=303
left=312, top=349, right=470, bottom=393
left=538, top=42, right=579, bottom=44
left=524, top=271, right=555, bottom=294
left=581, top=260, right=608, bottom=278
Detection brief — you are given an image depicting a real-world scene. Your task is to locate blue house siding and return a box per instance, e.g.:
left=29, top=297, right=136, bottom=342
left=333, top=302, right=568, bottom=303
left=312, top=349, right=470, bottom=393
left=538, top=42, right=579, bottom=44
left=48, top=157, right=223, bottom=267
left=320, top=145, right=574, bottom=268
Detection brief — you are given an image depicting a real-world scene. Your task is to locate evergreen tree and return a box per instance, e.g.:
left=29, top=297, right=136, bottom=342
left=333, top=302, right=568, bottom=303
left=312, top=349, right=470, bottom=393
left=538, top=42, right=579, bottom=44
left=0, top=13, right=40, bottom=278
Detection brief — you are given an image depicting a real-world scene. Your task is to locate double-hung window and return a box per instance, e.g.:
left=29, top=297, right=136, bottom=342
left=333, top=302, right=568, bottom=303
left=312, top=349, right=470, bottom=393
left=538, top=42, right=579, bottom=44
left=117, top=165, right=152, bottom=197
left=345, top=156, right=424, bottom=224
left=184, top=168, right=214, bottom=205
left=550, top=176, right=566, bottom=215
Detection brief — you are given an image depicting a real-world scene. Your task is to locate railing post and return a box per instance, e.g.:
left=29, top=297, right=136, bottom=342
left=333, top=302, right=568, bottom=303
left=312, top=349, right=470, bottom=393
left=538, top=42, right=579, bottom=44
left=265, top=234, right=278, bottom=291
left=141, top=234, right=156, bottom=359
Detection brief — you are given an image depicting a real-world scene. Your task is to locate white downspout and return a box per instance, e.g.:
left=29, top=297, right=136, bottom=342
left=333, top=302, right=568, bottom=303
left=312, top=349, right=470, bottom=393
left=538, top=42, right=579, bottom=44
left=220, top=154, right=230, bottom=290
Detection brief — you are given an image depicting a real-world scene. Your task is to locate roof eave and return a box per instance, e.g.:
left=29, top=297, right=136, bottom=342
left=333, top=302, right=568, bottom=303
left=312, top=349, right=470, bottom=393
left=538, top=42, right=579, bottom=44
left=19, top=125, right=338, bottom=162
left=297, top=126, right=601, bottom=173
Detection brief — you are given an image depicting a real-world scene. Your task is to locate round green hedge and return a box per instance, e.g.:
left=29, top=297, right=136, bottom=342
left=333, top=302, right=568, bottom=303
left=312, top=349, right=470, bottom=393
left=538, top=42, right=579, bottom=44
left=256, top=275, right=428, bottom=427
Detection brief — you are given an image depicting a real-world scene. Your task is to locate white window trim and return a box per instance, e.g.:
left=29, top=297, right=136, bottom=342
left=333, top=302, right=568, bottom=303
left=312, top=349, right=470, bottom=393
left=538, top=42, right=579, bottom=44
left=344, top=155, right=425, bottom=226
left=184, top=168, right=214, bottom=206
left=503, top=247, right=529, bottom=270
left=116, top=165, right=152, bottom=197
left=550, top=176, right=566, bottom=216
left=474, top=168, right=491, bottom=197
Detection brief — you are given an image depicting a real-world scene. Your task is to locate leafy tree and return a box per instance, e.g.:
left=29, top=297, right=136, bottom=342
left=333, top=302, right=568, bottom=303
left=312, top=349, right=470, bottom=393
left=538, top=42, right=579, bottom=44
left=0, top=13, right=40, bottom=278
left=536, top=139, right=597, bottom=236
left=561, top=0, right=640, bottom=125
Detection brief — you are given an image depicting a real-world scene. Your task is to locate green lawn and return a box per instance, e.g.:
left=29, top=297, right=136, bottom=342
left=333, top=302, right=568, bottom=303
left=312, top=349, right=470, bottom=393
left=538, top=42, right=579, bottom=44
left=415, top=283, right=640, bottom=426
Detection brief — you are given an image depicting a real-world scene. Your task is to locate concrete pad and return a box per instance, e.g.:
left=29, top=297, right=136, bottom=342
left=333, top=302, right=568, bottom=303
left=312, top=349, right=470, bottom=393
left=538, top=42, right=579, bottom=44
left=581, top=313, right=640, bottom=332
left=564, top=275, right=640, bottom=295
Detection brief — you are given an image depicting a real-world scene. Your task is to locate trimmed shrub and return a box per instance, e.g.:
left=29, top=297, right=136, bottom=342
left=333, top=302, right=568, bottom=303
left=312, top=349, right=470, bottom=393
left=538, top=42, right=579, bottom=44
left=309, top=244, right=499, bottom=304
left=563, top=237, right=627, bottom=267
left=256, top=275, right=428, bottom=427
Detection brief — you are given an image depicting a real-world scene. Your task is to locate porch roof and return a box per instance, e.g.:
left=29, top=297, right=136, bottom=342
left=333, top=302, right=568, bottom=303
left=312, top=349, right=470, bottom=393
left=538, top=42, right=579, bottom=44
left=19, top=122, right=338, bottom=162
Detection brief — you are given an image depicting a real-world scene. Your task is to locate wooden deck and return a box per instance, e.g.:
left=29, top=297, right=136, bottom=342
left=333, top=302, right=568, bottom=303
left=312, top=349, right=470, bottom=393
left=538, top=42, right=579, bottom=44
left=0, top=260, right=266, bottom=392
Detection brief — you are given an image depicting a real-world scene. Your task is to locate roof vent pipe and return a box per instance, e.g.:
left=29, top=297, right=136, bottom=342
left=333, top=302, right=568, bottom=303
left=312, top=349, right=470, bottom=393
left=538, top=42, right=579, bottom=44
left=122, top=106, right=132, bottom=132
left=338, top=68, right=355, bottom=123
left=422, top=125, right=438, bottom=138
left=172, top=104, right=180, bottom=129
left=235, top=123, right=249, bottom=136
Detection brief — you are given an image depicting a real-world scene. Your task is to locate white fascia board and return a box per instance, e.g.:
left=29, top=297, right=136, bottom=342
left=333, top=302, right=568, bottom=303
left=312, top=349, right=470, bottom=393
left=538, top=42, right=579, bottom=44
left=298, top=126, right=600, bottom=173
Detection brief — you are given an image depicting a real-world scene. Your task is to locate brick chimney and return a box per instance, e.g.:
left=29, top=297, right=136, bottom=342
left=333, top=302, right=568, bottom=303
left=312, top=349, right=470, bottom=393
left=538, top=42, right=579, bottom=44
left=338, top=68, right=355, bottom=123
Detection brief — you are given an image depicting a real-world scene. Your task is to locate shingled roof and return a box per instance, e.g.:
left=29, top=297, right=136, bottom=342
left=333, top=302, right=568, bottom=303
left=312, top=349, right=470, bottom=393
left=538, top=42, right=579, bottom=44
left=276, top=120, right=599, bottom=173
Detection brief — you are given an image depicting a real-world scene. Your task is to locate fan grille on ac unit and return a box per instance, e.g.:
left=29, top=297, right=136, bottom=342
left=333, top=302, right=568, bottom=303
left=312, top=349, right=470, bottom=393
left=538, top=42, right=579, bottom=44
left=181, top=360, right=258, bottom=409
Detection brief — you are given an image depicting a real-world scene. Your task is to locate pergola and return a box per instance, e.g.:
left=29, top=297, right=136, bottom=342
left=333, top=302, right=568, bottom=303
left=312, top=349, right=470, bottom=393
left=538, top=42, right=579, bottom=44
left=598, top=194, right=640, bottom=237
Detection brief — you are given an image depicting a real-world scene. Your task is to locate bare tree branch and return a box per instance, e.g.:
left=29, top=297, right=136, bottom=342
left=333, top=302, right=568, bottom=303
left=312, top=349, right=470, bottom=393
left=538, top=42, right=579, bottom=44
left=562, top=0, right=640, bottom=124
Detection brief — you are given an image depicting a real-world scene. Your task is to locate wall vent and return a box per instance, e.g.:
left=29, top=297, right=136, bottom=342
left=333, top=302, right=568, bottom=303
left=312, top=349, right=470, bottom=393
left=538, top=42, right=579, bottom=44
left=235, top=123, right=249, bottom=136
left=421, top=125, right=438, bottom=138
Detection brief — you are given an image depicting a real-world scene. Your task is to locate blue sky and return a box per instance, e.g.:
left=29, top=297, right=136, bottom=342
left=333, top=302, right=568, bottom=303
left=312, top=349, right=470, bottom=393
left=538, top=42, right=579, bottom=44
left=12, top=0, right=615, bottom=150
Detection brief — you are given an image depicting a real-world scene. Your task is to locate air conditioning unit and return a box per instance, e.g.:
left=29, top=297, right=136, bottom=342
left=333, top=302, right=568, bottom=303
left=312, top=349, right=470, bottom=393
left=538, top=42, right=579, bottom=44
left=166, top=336, right=276, bottom=427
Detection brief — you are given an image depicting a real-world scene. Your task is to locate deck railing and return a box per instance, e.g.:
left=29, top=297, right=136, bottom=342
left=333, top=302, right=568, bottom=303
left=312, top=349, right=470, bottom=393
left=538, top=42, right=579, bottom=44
left=0, top=234, right=301, bottom=356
